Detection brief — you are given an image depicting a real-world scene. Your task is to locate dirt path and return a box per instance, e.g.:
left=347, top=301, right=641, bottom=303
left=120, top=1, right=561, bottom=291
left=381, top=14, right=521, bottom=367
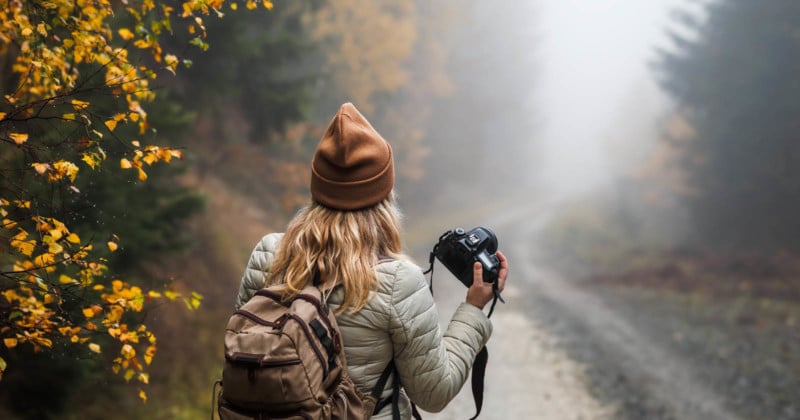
left=422, top=279, right=615, bottom=420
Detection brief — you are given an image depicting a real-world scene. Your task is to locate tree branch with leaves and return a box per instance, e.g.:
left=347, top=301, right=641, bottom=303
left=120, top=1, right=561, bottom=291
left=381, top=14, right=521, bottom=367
left=0, top=0, right=272, bottom=402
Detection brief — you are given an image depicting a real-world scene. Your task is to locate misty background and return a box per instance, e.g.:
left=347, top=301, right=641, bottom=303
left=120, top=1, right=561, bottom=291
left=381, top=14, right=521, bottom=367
left=538, top=0, right=679, bottom=194
left=1, top=0, right=798, bottom=419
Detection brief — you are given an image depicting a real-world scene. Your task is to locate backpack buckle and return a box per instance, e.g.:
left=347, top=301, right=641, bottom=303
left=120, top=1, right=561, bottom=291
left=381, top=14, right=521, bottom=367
left=273, top=313, right=290, bottom=330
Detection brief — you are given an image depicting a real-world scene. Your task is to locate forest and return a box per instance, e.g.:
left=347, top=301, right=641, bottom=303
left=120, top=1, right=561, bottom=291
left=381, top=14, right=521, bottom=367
left=0, top=0, right=798, bottom=419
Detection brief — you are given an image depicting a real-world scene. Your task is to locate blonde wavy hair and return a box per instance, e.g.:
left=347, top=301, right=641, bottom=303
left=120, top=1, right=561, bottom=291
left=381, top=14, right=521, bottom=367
left=266, top=194, right=404, bottom=313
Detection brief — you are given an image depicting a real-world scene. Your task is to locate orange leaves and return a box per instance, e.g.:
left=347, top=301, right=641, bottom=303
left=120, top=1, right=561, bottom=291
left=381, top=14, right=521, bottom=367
left=104, top=113, right=127, bottom=132
left=118, top=28, right=135, bottom=41
left=31, top=162, right=50, bottom=175
left=1, top=287, right=57, bottom=352
left=120, top=143, right=184, bottom=182
left=121, top=344, right=136, bottom=360
left=0, top=0, right=268, bottom=403
left=103, top=279, right=145, bottom=312
left=3, top=0, right=87, bottom=101
left=30, top=160, right=80, bottom=183
left=108, top=324, right=159, bottom=391
left=58, top=326, right=82, bottom=338
left=144, top=344, right=157, bottom=365
left=9, top=132, right=28, bottom=145
left=1, top=254, right=193, bottom=391
left=240, top=0, right=272, bottom=11
left=52, top=161, right=79, bottom=183
left=82, top=305, right=103, bottom=319
left=58, top=274, right=77, bottom=286
left=71, top=99, right=90, bottom=110
left=10, top=230, right=36, bottom=257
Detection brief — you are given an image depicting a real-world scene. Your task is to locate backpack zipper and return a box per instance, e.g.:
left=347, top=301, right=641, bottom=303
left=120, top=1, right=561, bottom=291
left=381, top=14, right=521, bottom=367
left=233, top=309, right=279, bottom=327
left=225, top=353, right=302, bottom=368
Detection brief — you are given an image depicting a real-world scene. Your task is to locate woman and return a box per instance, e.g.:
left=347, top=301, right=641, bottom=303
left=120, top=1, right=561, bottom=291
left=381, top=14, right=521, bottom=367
left=235, top=103, right=508, bottom=419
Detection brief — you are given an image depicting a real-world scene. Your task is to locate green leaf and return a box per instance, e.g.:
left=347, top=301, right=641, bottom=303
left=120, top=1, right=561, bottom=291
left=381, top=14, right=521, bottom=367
left=189, top=37, right=209, bottom=51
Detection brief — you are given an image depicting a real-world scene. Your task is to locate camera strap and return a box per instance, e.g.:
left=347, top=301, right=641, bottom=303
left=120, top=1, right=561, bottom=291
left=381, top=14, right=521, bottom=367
left=423, top=250, right=499, bottom=420
left=487, top=281, right=505, bottom=317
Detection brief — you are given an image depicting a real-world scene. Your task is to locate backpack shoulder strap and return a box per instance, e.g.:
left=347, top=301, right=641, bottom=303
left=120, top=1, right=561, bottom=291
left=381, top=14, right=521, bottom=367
left=372, top=360, right=423, bottom=420
left=371, top=361, right=398, bottom=420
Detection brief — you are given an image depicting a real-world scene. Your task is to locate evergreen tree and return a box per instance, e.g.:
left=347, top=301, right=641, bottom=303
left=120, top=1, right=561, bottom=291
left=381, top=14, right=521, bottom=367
left=656, top=0, right=800, bottom=251
left=173, top=2, right=317, bottom=145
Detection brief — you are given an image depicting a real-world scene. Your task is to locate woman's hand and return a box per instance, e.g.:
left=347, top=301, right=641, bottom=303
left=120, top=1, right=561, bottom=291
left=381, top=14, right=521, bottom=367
left=466, top=250, right=508, bottom=310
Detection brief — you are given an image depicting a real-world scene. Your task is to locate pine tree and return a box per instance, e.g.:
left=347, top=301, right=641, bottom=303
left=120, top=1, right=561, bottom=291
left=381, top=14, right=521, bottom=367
left=656, top=0, right=800, bottom=251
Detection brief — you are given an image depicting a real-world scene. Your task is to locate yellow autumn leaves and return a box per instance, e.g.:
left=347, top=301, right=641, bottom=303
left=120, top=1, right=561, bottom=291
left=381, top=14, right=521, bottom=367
left=0, top=0, right=244, bottom=400
left=0, top=215, right=203, bottom=390
left=120, top=142, right=185, bottom=181
left=242, top=0, right=274, bottom=10
left=29, top=161, right=80, bottom=183
left=9, top=132, right=27, bottom=144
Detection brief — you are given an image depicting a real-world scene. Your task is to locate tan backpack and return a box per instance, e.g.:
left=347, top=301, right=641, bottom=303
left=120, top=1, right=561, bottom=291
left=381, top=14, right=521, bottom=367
left=215, top=285, right=396, bottom=420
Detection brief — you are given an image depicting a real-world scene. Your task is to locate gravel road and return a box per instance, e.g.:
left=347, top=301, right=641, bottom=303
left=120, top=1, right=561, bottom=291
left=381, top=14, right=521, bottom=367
left=422, top=279, right=615, bottom=420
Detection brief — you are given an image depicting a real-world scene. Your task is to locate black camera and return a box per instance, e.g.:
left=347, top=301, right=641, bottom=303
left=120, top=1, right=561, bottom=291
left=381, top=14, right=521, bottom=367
left=433, top=227, right=500, bottom=288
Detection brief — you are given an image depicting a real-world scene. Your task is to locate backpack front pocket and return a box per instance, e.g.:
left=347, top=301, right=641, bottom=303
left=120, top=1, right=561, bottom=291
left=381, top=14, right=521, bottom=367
left=222, top=354, right=309, bottom=411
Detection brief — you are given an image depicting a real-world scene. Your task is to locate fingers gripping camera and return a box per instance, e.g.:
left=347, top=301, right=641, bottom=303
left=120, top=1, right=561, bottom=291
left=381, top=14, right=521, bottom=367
left=433, top=227, right=501, bottom=288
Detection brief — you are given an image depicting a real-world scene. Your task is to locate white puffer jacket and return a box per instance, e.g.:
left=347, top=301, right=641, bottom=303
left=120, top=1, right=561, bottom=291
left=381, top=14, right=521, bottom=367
left=236, top=233, right=493, bottom=419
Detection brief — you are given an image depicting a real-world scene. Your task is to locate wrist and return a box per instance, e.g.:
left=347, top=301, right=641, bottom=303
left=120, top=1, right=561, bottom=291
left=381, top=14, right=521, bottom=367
left=465, top=296, right=486, bottom=310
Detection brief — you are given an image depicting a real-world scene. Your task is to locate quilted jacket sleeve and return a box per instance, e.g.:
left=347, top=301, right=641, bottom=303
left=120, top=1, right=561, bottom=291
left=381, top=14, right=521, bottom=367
left=235, top=233, right=283, bottom=309
left=387, top=261, right=493, bottom=413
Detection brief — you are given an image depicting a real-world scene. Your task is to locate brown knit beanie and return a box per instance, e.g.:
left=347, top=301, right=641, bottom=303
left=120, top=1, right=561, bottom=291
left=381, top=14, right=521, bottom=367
left=310, top=103, right=394, bottom=210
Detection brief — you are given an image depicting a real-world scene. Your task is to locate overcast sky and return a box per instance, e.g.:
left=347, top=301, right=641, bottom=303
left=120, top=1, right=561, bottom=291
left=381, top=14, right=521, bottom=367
left=535, top=0, right=687, bottom=195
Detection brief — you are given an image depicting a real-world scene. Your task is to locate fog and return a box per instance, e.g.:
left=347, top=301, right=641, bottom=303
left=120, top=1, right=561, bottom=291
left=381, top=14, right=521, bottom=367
left=536, top=0, right=684, bottom=196
left=5, top=1, right=800, bottom=418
